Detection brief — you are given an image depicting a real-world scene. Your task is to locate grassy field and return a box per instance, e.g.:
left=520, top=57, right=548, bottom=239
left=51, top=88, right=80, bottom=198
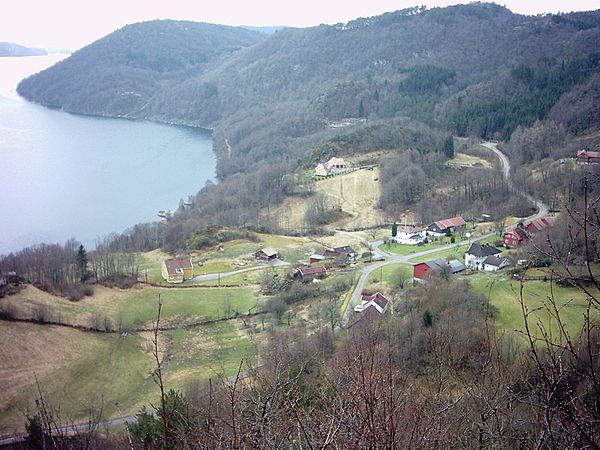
left=447, top=152, right=493, bottom=169
left=470, top=274, right=600, bottom=339
left=117, top=287, right=258, bottom=328
left=269, top=168, right=386, bottom=230
left=0, top=318, right=257, bottom=433
left=365, top=264, right=412, bottom=291
left=164, top=321, right=255, bottom=389
left=381, top=240, right=449, bottom=256
left=1, top=284, right=259, bottom=329
left=0, top=322, right=155, bottom=433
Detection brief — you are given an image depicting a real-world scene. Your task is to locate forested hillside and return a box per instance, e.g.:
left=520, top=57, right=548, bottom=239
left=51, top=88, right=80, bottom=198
left=16, top=3, right=600, bottom=250
left=17, top=21, right=265, bottom=122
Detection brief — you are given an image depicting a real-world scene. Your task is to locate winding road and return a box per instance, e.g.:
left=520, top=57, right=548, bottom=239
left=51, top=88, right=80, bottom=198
left=341, top=141, right=549, bottom=325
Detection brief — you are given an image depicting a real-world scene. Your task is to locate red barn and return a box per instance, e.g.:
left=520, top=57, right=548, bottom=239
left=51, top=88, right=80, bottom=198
left=413, top=262, right=432, bottom=280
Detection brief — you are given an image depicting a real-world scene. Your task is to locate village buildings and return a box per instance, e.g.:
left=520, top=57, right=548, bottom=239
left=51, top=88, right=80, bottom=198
left=503, top=223, right=528, bottom=247
left=354, top=292, right=390, bottom=314
left=161, top=256, right=194, bottom=283
left=576, top=149, right=600, bottom=165
left=482, top=255, right=512, bottom=272
left=464, top=243, right=502, bottom=270
left=413, top=258, right=466, bottom=281
left=525, top=217, right=554, bottom=235
left=290, top=265, right=327, bottom=282
left=427, top=216, right=466, bottom=236
left=310, top=246, right=356, bottom=265
left=392, top=225, right=427, bottom=245
left=313, top=156, right=348, bottom=177
left=254, top=247, right=279, bottom=262
left=503, top=218, right=553, bottom=248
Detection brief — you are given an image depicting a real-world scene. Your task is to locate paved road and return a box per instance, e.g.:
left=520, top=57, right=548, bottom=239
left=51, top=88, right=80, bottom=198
left=192, top=260, right=289, bottom=282
left=0, top=416, right=137, bottom=446
left=480, top=142, right=548, bottom=221
left=341, top=141, right=549, bottom=326
left=193, top=265, right=266, bottom=281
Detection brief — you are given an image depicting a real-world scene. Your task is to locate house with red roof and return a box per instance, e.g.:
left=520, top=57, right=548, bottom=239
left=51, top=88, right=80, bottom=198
left=413, top=259, right=466, bottom=280
left=525, top=217, right=554, bottom=235
left=503, top=223, right=528, bottom=248
left=577, top=149, right=600, bottom=165
left=427, top=216, right=466, bottom=236
left=354, top=292, right=390, bottom=314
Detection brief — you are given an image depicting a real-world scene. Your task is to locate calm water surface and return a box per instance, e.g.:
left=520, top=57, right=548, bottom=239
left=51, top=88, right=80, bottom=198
left=0, top=55, right=215, bottom=254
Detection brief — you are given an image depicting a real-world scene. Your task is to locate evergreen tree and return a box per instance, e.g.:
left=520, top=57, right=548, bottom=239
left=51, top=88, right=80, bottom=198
left=422, top=310, right=433, bottom=327
left=391, top=222, right=398, bottom=238
left=443, top=136, right=455, bottom=159
left=76, top=244, right=88, bottom=282
left=358, top=99, right=365, bottom=117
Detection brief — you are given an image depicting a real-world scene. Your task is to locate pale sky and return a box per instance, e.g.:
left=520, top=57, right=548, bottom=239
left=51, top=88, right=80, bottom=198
left=3, top=0, right=599, bottom=50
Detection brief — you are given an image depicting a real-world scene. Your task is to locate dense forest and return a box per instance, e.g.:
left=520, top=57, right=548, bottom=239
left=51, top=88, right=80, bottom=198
left=15, top=3, right=600, bottom=251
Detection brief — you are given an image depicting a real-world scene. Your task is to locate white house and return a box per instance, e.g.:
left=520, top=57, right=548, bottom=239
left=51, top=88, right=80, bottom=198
left=324, top=157, right=346, bottom=170
left=393, top=226, right=426, bottom=245
left=314, top=163, right=328, bottom=177
left=464, top=243, right=502, bottom=270
left=482, top=255, right=511, bottom=272
left=314, top=156, right=348, bottom=177
left=354, top=292, right=390, bottom=314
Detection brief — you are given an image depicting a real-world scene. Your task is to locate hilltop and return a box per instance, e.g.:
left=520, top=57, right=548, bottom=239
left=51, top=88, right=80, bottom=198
left=17, top=20, right=265, bottom=123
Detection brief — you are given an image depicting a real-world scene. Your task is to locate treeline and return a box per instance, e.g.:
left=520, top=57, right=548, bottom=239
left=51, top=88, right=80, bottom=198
left=0, top=238, right=141, bottom=299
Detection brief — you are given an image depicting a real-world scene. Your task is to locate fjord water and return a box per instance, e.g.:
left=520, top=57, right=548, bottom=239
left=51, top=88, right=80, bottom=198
left=0, top=55, right=215, bottom=254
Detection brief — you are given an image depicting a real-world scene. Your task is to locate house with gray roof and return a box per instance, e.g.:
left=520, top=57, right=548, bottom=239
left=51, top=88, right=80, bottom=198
left=464, top=243, right=502, bottom=270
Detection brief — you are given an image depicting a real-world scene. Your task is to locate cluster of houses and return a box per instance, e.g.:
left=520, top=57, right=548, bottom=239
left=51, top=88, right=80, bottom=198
left=392, top=216, right=467, bottom=245
left=288, top=265, right=327, bottom=283
left=503, top=218, right=553, bottom=248
left=285, top=244, right=358, bottom=285
left=309, top=245, right=356, bottom=266
left=314, top=156, right=348, bottom=177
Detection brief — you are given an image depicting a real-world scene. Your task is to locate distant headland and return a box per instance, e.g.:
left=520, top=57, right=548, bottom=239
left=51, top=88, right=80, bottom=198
left=0, top=42, right=47, bottom=57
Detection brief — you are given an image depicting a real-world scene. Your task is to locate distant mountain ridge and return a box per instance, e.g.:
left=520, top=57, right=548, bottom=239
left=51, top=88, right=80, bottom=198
left=0, top=42, right=47, bottom=57
left=18, top=5, right=600, bottom=132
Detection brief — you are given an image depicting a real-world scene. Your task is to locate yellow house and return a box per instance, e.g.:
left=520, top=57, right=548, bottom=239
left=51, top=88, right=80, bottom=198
left=161, top=256, right=194, bottom=283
